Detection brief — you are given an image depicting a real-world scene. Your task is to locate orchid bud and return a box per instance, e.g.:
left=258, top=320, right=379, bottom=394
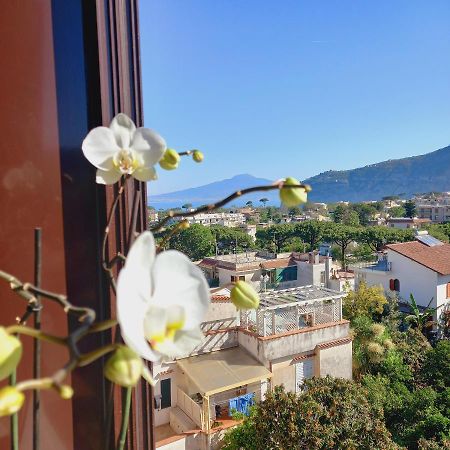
left=179, top=220, right=190, bottom=230
left=230, top=281, right=260, bottom=310
left=104, top=346, right=143, bottom=387
left=0, top=327, right=22, bottom=381
left=279, top=177, right=308, bottom=207
left=59, top=385, right=74, bottom=400
left=159, top=149, right=180, bottom=171
left=192, top=150, right=204, bottom=163
left=0, top=386, right=25, bottom=417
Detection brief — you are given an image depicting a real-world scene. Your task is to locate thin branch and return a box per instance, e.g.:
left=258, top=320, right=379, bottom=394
left=5, top=326, right=66, bottom=346
left=156, top=220, right=189, bottom=252
left=0, top=271, right=96, bottom=387
left=150, top=182, right=310, bottom=232
left=102, top=176, right=127, bottom=294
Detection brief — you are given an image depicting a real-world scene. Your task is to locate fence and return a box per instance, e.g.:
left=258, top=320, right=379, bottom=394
left=240, top=297, right=342, bottom=337
left=176, top=387, right=204, bottom=429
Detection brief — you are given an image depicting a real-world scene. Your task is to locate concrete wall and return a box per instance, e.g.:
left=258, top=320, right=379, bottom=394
left=193, top=330, right=238, bottom=355
left=272, top=363, right=295, bottom=392
left=297, top=261, right=326, bottom=287
left=203, top=302, right=238, bottom=325
left=238, top=322, right=350, bottom=365
left=218, top=267, right=262, bottom=286
left=317, top=342, right=352, bottom=380
left=154, top=371, right=178, bottom=427
left=436, top=274, right=450, bottom=311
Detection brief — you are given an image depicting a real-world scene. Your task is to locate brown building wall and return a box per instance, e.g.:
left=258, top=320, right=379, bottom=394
left=0, top=2, right=73, bottom=449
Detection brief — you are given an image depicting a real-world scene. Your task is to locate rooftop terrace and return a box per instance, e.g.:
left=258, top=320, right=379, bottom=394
left=240, top=285, right=345, bottom=337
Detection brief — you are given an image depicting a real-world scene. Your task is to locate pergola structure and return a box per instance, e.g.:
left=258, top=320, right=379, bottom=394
left=240, top=285, right=345, bottom=337
left=177, top=347, right=272, bottom=432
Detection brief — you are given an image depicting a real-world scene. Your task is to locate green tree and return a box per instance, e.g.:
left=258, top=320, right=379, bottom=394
left=224, top=379, right=397, bottom=450
left=359, top=226, right=413, bottom=252
left=323, top=223, right=359, bottom=267
left=210, top=225, right=255, bottom=254
left=404, top=294, right=436, bottom=333
left=259, top=198, right=269, bottom=207
left=294, top=220, right=325, bottom=250
left=389, top=206, right=406, bottom=218
left=168, top=223, right=215, bottom=260
left=405, top=200, right=417, bottom=218
left=343, top=281, right=387, bottom=322
left=245, top=200, right=253, bottom=208
left=181, top=203, right=192, bottom=210
left=256, top=224, right=295, bottom=252
left=420, top=340, right=450, bottom=393
left=351, top=203, right=377, bottom=226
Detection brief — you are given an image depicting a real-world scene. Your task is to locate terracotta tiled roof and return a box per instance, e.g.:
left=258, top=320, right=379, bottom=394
left=386, top=241, right=450, bottom=275
left=260, top=258, right=297, bottom=269
left=211, top=295, right=230, bottom=303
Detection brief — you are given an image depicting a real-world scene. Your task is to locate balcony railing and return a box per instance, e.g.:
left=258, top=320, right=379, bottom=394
left=240, top=296, right=343, bottom=337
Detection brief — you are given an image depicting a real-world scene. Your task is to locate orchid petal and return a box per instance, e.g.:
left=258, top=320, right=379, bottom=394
left=133, top=166, right=158, bottom=182
left=116, top=267, right=159, bottom=362
left=131, top=128, right=166, bottom=167
left=143, top=306, right=168, bottom=342
left=109, top=113, right=136, bottom=148
left=151, top=250, right=210, bottom=329
left=95, top=169, right=122, bottom=185
left=124, top=231, right=156, bottom=285
left=142, top=365, right=157, bottom=386
left=155, top=329, right=204, bottom=359
left=82, top=127, right=119, bottom=170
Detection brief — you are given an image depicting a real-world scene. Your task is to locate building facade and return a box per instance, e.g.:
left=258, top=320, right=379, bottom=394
left=154, top=286, right=352, bottom=450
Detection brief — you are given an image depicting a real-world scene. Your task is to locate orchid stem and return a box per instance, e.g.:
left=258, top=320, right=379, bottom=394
left=117, top=387, right=132, bottom=450
left=10, top=370, right=19, bottom=450
left=5, top=326, right=66, bottom=346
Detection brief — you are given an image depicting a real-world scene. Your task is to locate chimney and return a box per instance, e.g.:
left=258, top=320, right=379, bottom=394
left=308, top=252, right=314, bottom=264
left=325, top=256, right=331, bottom=288
left=314, top=251, right=320, bottom=265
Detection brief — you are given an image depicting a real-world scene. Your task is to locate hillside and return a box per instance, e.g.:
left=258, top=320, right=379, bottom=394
left=305, top=145, right=450, bottom=202
left=149, top=145, right=450, bottom=208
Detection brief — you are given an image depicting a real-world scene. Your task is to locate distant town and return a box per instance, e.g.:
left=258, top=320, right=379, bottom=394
left=152, top=190, right=450, bottom=449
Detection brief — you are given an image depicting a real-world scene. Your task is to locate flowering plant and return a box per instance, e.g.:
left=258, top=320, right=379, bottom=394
left=0, top=113, right=309, bottom=448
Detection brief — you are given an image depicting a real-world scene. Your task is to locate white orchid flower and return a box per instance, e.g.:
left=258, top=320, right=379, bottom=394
left=82, top=113, right=166, bottom=184
left=116, top=231, right=210, bottom=362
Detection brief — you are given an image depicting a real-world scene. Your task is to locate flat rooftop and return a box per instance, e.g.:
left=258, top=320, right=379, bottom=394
left=258, top=285, right=344, bottom=309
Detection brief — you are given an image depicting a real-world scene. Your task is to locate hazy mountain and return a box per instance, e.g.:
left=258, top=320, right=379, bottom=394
left=149, top=145, right=450, bottom=208
left=149, top=174, right=275, bottom=209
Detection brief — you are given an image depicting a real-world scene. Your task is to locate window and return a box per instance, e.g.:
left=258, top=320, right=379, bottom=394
left=231, top=275, right=245, bottom=282
left=389, top=279, right=400, bottom=291
left=160, top=378, right=171, bottom=409
left=394, top=279, right=400, bottom=291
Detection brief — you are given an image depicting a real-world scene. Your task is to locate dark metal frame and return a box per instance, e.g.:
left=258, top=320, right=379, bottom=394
left=52, top=1, right=153, bottom=449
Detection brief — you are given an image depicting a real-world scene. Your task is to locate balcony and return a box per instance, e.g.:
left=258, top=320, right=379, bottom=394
left=240, top=285, right=344, bottom=337
left=350, top=259, right=391, bottom=272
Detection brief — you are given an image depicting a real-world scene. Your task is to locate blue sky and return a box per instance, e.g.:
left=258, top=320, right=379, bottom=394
left=140, top=0, right=450, bottom=195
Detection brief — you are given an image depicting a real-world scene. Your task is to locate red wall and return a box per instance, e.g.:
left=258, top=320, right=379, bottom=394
left=0, top=2, right=74, bottom=449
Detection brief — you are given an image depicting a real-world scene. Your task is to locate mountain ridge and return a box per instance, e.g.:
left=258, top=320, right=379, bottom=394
left=148, top=145, right=450, bottom=208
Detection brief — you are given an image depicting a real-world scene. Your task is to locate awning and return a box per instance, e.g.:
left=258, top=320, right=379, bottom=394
left=177, top=347, right=272, bottom=397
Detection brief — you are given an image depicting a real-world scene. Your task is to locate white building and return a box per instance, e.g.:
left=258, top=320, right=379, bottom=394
left=386, top=217, right=430, bottom=229
left=353, top=235, right=450, bottom=318
left=183, top=212, right=246, bottom=227
left=198, top=251, right=349, bottom=293
left=154, top=286, right=352, bottom=450
left=415, top=195, right=450, bottom=223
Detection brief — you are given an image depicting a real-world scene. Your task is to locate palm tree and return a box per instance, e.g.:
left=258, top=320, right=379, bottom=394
left=404, top=294, right=436, bottom=332
left=259, top=198, right=269, bottom=207
left=245, top=200, right=253, bottom=208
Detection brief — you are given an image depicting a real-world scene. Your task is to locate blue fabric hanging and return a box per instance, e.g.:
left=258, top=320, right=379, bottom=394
left=229, top=392, right=255, bottom=416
